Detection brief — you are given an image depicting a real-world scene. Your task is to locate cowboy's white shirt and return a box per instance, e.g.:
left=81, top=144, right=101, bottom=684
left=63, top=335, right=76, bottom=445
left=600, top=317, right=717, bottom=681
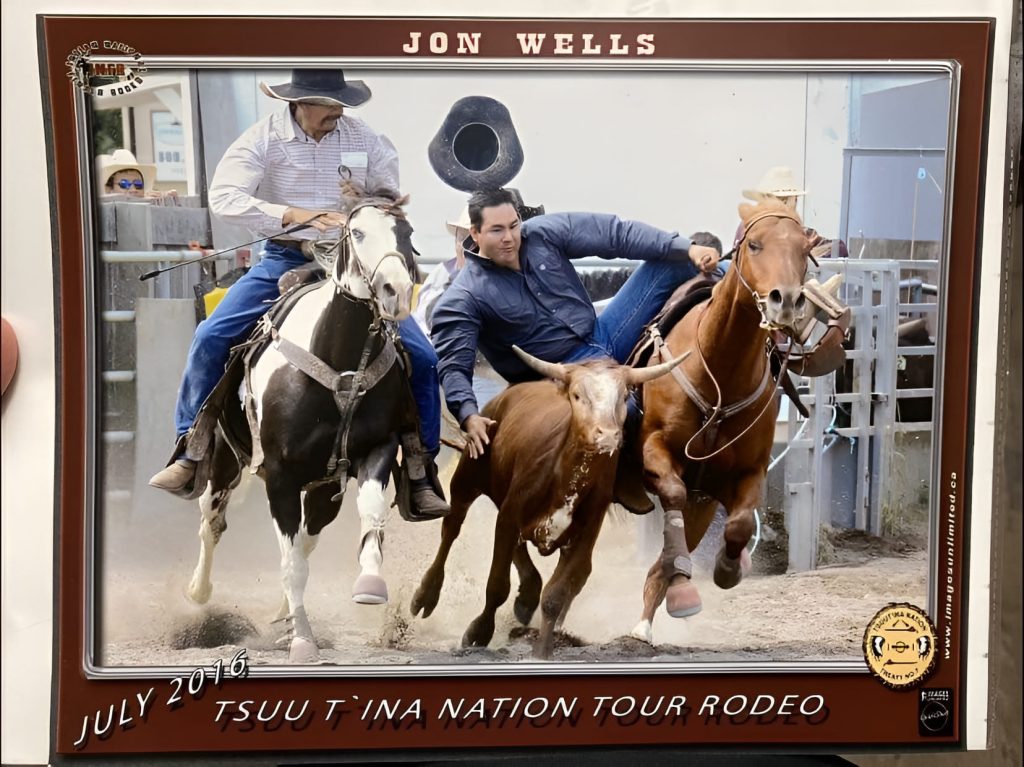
left=208, top=104, right=400, bottom=240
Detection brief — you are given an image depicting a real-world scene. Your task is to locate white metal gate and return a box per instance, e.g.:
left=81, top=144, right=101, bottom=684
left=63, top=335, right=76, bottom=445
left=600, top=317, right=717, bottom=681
left=783, top=258, right=938, bottom=571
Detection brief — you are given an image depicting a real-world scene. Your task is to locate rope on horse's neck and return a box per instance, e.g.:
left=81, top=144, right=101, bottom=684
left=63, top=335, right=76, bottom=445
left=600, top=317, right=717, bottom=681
left=683, top=341, right=790, bottom=462
left=679, top=232, right=794, bottom=462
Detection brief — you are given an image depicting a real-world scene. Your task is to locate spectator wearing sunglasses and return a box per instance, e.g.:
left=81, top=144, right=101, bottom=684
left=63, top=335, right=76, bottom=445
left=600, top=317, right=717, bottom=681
left=96, top=149, right=178, bottom=203
left=111, top=172, right=145, bottom=193
left=97, top=149, right=154, bottom=197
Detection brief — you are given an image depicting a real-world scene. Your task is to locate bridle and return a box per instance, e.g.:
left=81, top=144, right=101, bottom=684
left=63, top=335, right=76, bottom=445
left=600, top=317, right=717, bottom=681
left=676, top=209, right=811, bottom=462
left=328, top=198, right=413, bottom=319
left=730, top=208, right=813, bottom=331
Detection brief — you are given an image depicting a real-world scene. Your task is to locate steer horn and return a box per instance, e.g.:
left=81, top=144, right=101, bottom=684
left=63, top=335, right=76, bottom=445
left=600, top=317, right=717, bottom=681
left=512, top=345, right=569, bottom=382
left=626, top=351, right=691, bottom=386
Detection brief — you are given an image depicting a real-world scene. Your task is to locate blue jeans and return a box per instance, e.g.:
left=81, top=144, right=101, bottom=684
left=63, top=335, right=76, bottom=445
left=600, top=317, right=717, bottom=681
left=174, top=242, right=440, bottom=454
left=563, top=259, right=697, bottom=425
left=564, top=259, right=697, bottom=365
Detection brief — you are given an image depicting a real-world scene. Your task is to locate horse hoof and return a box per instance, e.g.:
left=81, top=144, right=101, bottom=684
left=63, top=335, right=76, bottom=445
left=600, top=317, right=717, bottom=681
left=513, top=598, right=536, bottom=626
left=187, top=579, right=212, bottom=605
left=713, top=548, right=745, bottom=589
left=629, top=620, right=654, bottom=645
left=289, top=636, right=319, bottom=664
left=531, top=643, right=554, bottom=661
left=410, top=585, right=438, bottom=618
left=462, top=618, right=494, bottom=648
left=665, top=579, right=703, bottom=618
left=352, top=574, right=388, bottom=605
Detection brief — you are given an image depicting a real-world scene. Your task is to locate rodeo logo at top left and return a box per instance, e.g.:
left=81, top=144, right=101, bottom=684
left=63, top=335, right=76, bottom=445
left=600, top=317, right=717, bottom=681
left=67, top=40, right=148, bottom=97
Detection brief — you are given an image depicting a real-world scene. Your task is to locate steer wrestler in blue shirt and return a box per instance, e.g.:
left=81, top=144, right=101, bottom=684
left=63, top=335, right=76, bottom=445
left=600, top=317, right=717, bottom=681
left=430, top=187, right=720, bottom=512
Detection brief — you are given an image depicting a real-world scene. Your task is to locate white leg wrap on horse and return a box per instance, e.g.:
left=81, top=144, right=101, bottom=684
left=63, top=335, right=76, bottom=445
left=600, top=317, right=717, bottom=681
left=353, top=480, right=389, bottom=604
left=356, top=480, right=388, bottom=576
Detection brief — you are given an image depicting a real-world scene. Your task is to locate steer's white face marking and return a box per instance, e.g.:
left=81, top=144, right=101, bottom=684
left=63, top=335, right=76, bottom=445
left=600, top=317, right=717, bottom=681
left=568, top=368, right=629, bottom=455
left=340, top=206, right=413, bottom=320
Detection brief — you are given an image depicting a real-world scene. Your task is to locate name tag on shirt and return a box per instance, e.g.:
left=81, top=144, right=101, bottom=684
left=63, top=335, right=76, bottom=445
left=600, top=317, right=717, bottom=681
left=340, top=151, right=368, bottom=174
left=339, top=151, right=369, bottom=188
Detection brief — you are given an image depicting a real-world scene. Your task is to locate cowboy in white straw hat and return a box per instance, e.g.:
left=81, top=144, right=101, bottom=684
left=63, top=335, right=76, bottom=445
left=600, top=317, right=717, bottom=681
left=735, top=165, right=849, bottom=259
left=741, top=165, right=807, bottom=207
left=150, top=68, right=451, bottom=523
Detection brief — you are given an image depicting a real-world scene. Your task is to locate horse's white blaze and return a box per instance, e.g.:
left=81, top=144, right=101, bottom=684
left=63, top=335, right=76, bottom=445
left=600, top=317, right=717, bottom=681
left=356, top=479, right=388, bottom=577
left=249, top=284, right=333, bottom=423
left=345, top=208, right=413, bottom=318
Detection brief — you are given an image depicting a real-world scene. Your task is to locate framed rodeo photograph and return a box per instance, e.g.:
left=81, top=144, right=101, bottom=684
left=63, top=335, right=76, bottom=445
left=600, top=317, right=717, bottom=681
left=2, top=4, right=1013, bottom=764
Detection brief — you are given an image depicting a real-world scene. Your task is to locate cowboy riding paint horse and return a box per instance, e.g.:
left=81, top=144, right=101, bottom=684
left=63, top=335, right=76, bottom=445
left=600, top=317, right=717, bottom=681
left=630, top=198, right=829, bottom=643
left=184, top=189, right=423, bottom=663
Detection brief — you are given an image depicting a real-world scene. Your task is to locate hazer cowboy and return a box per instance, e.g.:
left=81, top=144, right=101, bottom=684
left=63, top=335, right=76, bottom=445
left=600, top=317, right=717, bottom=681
left=149, top=69, right=449, bottom=518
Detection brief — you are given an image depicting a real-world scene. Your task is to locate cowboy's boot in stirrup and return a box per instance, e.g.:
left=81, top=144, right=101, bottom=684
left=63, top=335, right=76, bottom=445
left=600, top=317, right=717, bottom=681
left=149, top=458, right=196, bottom=494
left=402, top=437, right=450, bottom=520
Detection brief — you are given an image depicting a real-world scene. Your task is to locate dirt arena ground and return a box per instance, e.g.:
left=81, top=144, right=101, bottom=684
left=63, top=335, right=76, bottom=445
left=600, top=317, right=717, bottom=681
left=98, top=450, right=928, bottom=670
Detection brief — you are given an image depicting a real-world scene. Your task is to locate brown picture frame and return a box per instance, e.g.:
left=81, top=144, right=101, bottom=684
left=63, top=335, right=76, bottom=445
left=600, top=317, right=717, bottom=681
left=40, top=14, right=994, bottom=758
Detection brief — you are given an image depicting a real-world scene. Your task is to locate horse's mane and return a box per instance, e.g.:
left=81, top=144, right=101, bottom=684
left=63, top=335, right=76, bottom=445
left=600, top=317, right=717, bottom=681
left=340, top=180, right=409, bottom=217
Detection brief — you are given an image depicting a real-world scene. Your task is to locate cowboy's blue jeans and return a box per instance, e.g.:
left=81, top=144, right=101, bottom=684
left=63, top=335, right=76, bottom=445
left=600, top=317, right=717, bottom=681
left=563, top=258, right=698, bottom=426
left=174, top=242, right=441, bottom=454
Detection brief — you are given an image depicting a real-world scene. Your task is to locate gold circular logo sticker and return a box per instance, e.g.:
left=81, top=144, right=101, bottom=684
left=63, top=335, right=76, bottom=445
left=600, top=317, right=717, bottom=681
left=863, top=603, right=938, bottom=689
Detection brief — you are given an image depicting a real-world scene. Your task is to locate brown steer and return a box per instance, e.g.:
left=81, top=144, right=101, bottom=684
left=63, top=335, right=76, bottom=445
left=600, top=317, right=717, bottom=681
left=411, top=346, right=686, bottom=659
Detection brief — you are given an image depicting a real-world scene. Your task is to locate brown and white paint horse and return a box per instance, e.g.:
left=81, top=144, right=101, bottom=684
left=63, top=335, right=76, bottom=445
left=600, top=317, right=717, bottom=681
left=186, top=191, right=418, bottom=662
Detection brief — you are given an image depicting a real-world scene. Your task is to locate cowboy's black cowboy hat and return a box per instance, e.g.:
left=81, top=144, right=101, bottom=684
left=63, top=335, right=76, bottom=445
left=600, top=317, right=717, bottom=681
left=260, top=69, right=371, bottom=108
left=428, top=96, right=525, bottom=192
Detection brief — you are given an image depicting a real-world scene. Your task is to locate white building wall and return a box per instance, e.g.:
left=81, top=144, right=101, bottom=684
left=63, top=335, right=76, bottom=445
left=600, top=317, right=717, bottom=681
left=218, top=68, right=852, bottom=258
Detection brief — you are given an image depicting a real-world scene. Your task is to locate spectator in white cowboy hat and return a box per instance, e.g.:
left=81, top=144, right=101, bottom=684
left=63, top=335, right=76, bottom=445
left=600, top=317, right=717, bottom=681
left=733, top=165, right=848, bottom=259
left=149, top=68, right=449, bottom=519
left=96, top=149, right=156, bottom=198
left=96, top=148, right=179, bottom=203
left=412, top=205, right=472, bottom=336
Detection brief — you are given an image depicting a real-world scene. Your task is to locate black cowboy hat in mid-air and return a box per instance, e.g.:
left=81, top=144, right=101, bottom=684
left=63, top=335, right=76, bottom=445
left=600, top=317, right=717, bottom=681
left=260, top=69, right=372, bottom=108
left=428, top=95, right=525, bottom=192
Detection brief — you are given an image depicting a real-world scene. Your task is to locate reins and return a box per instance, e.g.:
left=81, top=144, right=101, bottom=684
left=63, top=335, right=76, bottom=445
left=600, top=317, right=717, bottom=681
left=247, top=198, right=412, bottom=501
left=664, top=209, right=807, bottom=462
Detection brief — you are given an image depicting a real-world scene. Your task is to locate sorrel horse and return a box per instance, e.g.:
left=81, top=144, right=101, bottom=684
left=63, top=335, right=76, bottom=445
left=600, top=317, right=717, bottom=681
left=630, top=199, right=814, bottom=643
left=185, top=189, right=419, bottom=662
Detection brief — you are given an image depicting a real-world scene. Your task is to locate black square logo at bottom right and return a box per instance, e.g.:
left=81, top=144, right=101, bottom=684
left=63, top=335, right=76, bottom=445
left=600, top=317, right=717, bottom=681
left=919, top=688, right=955, bottom=736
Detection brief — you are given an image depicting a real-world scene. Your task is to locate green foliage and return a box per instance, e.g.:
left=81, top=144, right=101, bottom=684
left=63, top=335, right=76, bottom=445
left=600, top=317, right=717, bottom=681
left=92, top=108, right=124, bottom=156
